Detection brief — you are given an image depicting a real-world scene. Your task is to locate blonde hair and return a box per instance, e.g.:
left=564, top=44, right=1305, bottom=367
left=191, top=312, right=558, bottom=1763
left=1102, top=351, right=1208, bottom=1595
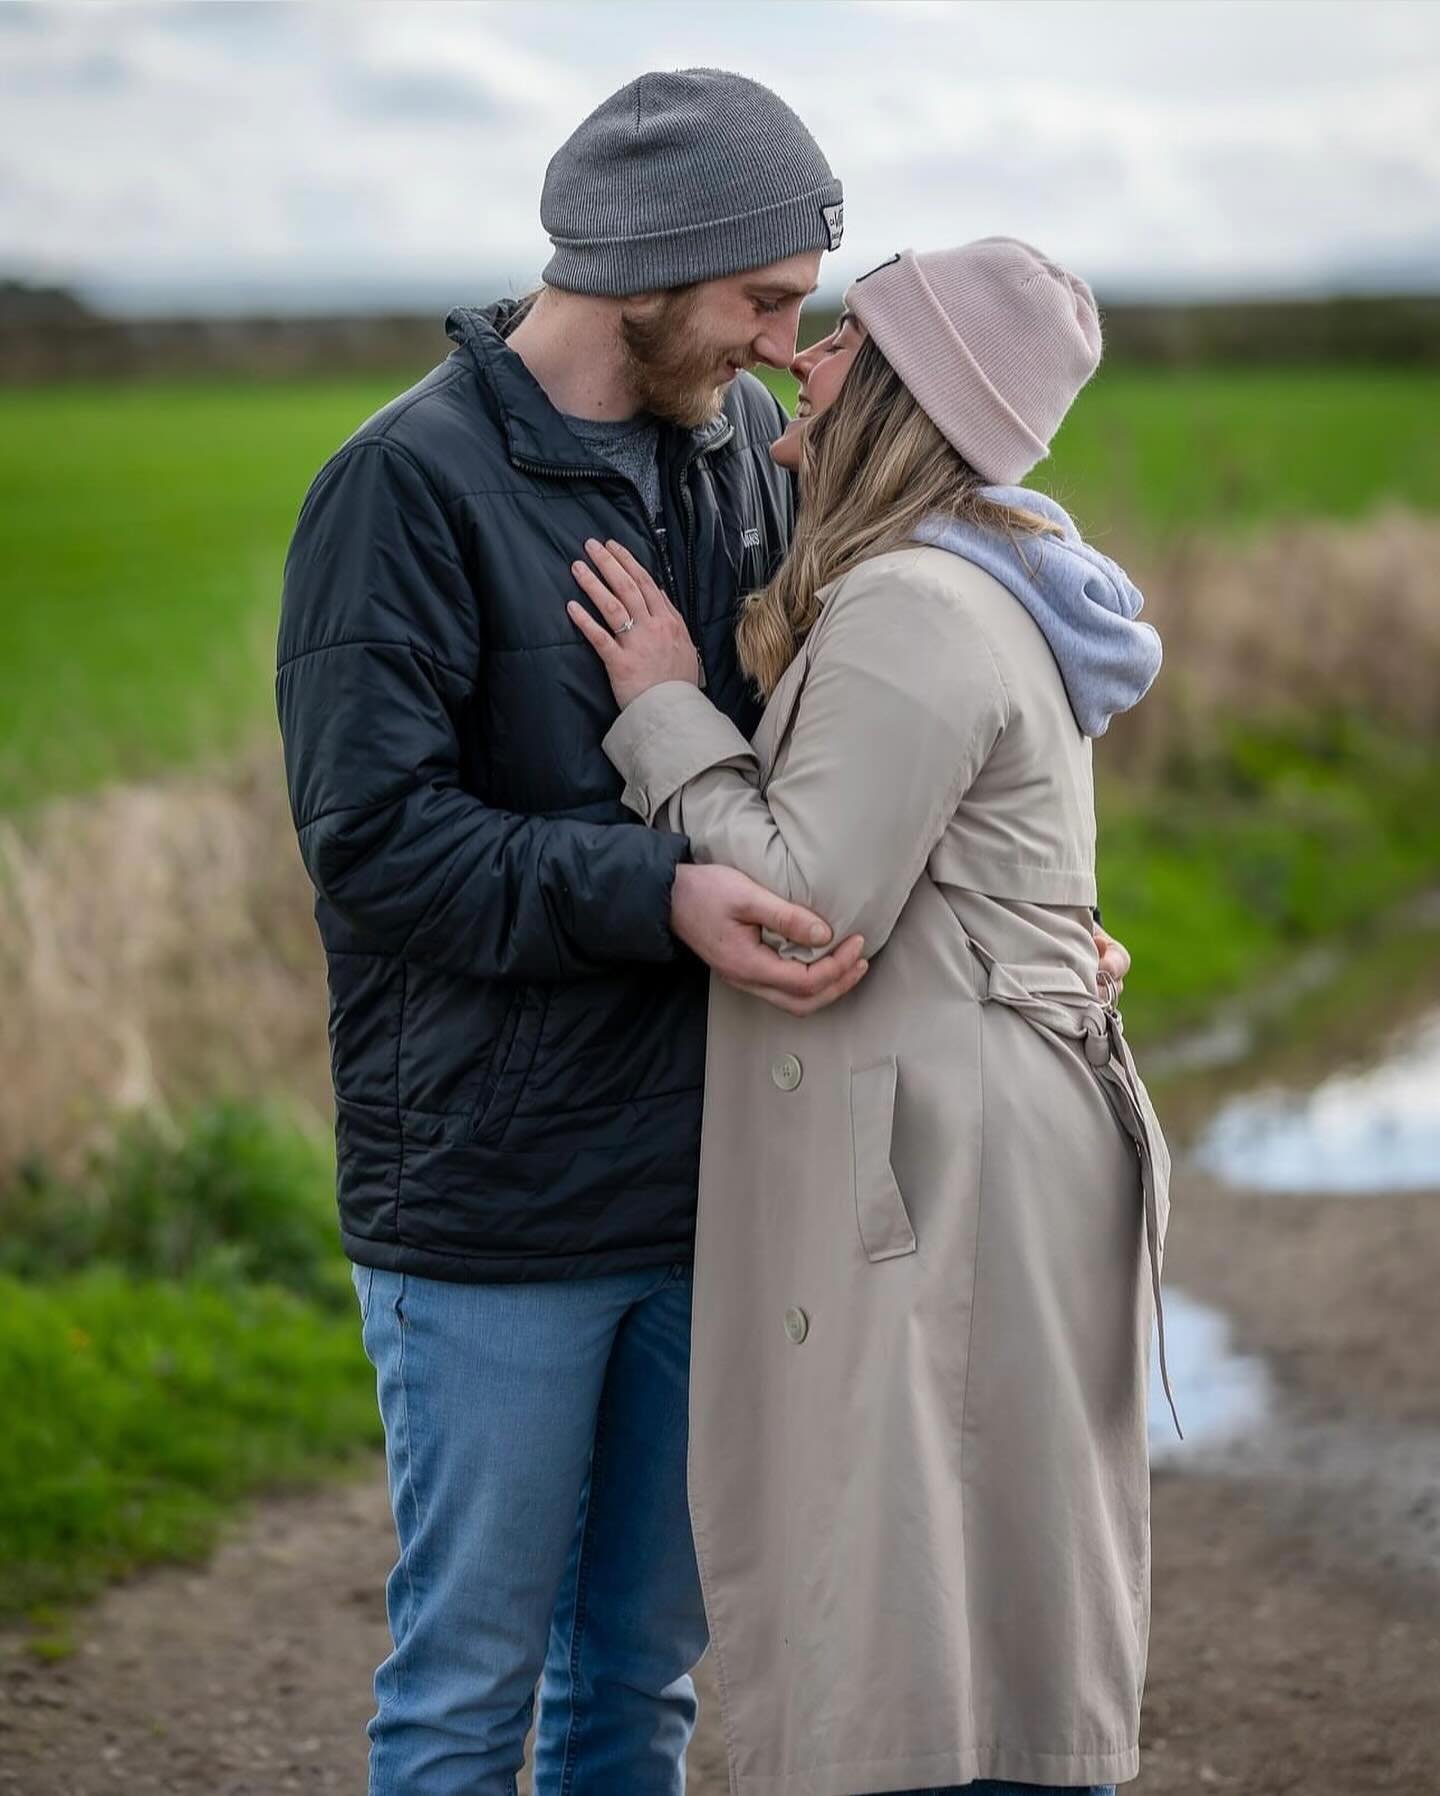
left=737, top=336, right=1060, bottom=698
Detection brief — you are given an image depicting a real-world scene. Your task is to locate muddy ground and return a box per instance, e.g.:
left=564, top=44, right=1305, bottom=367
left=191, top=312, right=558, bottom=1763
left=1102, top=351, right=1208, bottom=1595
left=4, top=1168, right=1440, bottom=1795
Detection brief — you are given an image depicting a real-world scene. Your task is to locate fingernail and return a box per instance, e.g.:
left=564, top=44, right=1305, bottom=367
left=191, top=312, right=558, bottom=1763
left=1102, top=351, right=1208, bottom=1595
left=810, top=924, right=829, bottom=945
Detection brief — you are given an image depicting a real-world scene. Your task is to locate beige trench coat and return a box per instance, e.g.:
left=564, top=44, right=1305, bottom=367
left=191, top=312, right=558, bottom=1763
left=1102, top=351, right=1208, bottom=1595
left=604, top=545, right=1174, bottom=1796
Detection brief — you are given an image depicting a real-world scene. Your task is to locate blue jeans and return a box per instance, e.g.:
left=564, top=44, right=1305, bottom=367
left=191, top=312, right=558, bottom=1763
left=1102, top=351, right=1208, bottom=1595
left=354, top=1260, right=707, bottom=1796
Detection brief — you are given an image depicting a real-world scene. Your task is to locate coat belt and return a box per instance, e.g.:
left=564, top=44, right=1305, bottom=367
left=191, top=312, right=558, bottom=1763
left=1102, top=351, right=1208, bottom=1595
left=971, top=947, right=1182, bottom=1439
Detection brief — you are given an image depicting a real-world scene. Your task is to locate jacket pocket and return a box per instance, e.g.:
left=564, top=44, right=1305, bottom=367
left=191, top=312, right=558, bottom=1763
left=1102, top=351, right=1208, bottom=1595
left=470, top=987, right=526, bottom=1138
left=849, top=1056, right=917, bottom=1262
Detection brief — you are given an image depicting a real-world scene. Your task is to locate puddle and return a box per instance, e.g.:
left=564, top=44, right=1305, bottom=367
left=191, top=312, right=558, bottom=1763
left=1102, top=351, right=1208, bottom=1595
left=1149, top=1289, right=1271, bottom=1462
left=1188, top=1007, right=1440, bottom=1194
left=1147, top=1292, right=1440, bottom=1576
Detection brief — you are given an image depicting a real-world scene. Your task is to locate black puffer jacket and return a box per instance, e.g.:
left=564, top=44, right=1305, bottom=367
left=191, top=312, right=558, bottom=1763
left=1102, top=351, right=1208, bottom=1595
left=277, top=302, right=793, bottom=1282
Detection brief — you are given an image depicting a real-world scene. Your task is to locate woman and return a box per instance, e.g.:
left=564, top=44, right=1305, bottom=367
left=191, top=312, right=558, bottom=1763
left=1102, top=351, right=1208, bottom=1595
left=567, top=239, right=1172, bottom=1796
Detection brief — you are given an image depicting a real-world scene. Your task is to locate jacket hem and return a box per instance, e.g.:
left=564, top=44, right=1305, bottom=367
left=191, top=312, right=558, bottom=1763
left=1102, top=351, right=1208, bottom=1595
left=734, top=1741, right=1140, bottom=1794
left=341, top=1230, right=695, bottom=1286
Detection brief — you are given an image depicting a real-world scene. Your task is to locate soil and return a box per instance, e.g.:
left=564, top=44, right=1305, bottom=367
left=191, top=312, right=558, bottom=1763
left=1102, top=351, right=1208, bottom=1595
left=5, top=1174, right=1440, bottom=1795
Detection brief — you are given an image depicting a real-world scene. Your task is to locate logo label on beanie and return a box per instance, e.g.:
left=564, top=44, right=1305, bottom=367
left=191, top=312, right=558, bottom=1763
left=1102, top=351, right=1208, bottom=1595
left=821, top=201, right=844, bottom=252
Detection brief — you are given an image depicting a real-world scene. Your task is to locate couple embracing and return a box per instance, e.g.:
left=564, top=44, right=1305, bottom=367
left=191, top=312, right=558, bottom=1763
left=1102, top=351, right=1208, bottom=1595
left=278, top=65, right=1169, bottom=1796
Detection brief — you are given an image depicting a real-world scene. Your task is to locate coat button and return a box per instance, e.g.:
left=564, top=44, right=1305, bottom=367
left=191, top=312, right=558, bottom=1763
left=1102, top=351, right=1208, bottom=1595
left=1085, top=1027, right=1112, bottom=1068
left=784, top=1306, right=809, bottom=1344
left=771, top=1053, right=803, bottom=1091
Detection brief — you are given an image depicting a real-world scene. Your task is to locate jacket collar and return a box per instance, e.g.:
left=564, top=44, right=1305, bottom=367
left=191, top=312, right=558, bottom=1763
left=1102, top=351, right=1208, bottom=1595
left=445, top=300, right=734, bottom=476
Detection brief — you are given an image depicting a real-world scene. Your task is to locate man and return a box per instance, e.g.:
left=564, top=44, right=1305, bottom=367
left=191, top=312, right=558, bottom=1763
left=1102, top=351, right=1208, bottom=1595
left=278, top=66, right=1128, bottom=1796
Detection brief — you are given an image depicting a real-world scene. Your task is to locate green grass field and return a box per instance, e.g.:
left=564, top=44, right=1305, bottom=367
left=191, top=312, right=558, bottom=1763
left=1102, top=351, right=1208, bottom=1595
left=761, top=365, right=1440, bottom=536
left=1, top=381, right=384, bottom=811
left=1046, top=368, right=1440, bottom=533
left=3, top=367, right=1439, bottom=810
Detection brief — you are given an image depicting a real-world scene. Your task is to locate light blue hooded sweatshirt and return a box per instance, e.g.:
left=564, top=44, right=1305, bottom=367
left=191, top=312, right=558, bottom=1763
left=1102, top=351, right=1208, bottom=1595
left=913, top=486, right=1162, bottom=738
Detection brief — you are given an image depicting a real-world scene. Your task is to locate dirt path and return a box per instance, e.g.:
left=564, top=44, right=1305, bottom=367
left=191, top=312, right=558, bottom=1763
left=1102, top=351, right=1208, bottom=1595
left=1140, top=1179, right=1440, bottom=1795
left=5, top=1171, right=1440, bottom=1795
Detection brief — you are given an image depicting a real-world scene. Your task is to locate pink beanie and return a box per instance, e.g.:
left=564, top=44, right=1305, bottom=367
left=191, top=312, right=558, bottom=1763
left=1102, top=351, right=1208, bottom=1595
left=843, top=238, right=1101, bottom=484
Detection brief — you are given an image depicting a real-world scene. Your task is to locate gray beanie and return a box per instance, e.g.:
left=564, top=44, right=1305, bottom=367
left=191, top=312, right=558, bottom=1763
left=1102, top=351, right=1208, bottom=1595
left=541, top=68, right=843, bottom=297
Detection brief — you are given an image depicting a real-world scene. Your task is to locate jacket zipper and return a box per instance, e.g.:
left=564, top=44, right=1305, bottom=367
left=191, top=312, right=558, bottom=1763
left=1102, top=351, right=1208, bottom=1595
left=513, top=427, right=734, bottom=693
left=669, top=418, right=734, bottom=692
left=510, top=454, right=678, bottom=610
left=648, top=517, right=703, bottom=688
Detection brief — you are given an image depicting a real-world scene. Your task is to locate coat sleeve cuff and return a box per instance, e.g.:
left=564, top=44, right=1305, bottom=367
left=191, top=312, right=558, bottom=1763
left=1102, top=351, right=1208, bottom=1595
left=602, top=682, right=755, bottom=824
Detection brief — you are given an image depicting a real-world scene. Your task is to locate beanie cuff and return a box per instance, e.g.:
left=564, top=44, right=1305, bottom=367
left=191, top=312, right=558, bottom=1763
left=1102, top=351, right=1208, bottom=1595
left=544, top=178, right=843, bottom=297
left=846, top=251, right=1051, bottom=484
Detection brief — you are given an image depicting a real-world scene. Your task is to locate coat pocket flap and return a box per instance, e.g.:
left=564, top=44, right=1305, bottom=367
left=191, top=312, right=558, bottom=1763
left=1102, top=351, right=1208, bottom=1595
left=849, top=1056, right=917, bottom=1262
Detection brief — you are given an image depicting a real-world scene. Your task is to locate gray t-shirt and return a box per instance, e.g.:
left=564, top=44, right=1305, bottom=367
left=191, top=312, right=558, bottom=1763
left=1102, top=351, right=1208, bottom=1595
left=562, top=411, right=662, bottom=522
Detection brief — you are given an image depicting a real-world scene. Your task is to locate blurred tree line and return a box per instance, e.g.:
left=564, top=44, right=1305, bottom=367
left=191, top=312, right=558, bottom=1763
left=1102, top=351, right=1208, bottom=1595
left=2, top=281, right=1440, bottom=383
left=802, top=293, right=1440, bottom=364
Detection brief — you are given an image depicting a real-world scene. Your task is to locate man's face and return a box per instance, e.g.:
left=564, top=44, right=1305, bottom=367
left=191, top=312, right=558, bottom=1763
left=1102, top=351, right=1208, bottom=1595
left=618, top=249, right=822, bottom=428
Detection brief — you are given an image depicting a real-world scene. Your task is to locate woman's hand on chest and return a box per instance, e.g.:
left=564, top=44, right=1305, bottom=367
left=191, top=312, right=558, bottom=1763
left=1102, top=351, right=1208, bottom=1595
left=567, top=537, right=701, bottom=709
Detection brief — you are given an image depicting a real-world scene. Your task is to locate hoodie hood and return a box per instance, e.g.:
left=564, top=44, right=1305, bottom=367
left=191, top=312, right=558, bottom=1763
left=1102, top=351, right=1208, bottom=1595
left=913, top=487, right=1161, bottom=738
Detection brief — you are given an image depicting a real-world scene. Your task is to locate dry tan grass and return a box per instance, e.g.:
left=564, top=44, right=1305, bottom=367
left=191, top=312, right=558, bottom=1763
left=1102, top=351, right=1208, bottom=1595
left=1, top=510, right=1437, bottom=1183
left=1103, top=508, right=1440, bottom=774
left=0, top=748, right=331, bottom=1180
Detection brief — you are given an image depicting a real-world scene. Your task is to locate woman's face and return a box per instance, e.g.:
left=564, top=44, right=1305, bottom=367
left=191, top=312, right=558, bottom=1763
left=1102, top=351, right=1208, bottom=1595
left=770, top=312, right=866, bottom=471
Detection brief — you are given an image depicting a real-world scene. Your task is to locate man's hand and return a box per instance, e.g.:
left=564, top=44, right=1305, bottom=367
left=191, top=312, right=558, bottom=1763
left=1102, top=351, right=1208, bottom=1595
left=1093, top=921, right=1131, bottom=1007
left=671, top=864, right=868, bottom=1017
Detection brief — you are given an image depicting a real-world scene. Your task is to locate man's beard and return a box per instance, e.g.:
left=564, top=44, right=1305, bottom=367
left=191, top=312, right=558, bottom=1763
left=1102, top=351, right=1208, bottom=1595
left=618, top=289, right=750, bottom=429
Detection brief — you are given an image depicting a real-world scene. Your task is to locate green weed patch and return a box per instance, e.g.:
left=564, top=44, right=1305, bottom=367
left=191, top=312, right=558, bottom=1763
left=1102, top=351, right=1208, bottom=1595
left=1100, top=720, right=1440, bottom=1042
left=0, top=1268, right=378, bottom=1618
left=2, top=1100, right=348, bottom=1309
left=0, top=1102, right=376, bottom=1618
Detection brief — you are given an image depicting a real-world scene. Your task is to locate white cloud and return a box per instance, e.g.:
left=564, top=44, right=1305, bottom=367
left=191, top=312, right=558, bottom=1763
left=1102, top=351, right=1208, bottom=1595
left=2, top=0, right=1437, bottom=310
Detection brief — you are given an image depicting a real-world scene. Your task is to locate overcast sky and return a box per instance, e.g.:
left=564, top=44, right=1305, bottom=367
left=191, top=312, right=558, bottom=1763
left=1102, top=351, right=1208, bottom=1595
left=5, top=0, right=1439, bottom=315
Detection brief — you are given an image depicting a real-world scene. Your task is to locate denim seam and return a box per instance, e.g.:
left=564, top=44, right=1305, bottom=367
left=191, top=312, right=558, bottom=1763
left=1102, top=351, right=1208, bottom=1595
left=557, top=1382, right=611, bottom=1796
left=374, top=1275, right=419, bottom=1796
